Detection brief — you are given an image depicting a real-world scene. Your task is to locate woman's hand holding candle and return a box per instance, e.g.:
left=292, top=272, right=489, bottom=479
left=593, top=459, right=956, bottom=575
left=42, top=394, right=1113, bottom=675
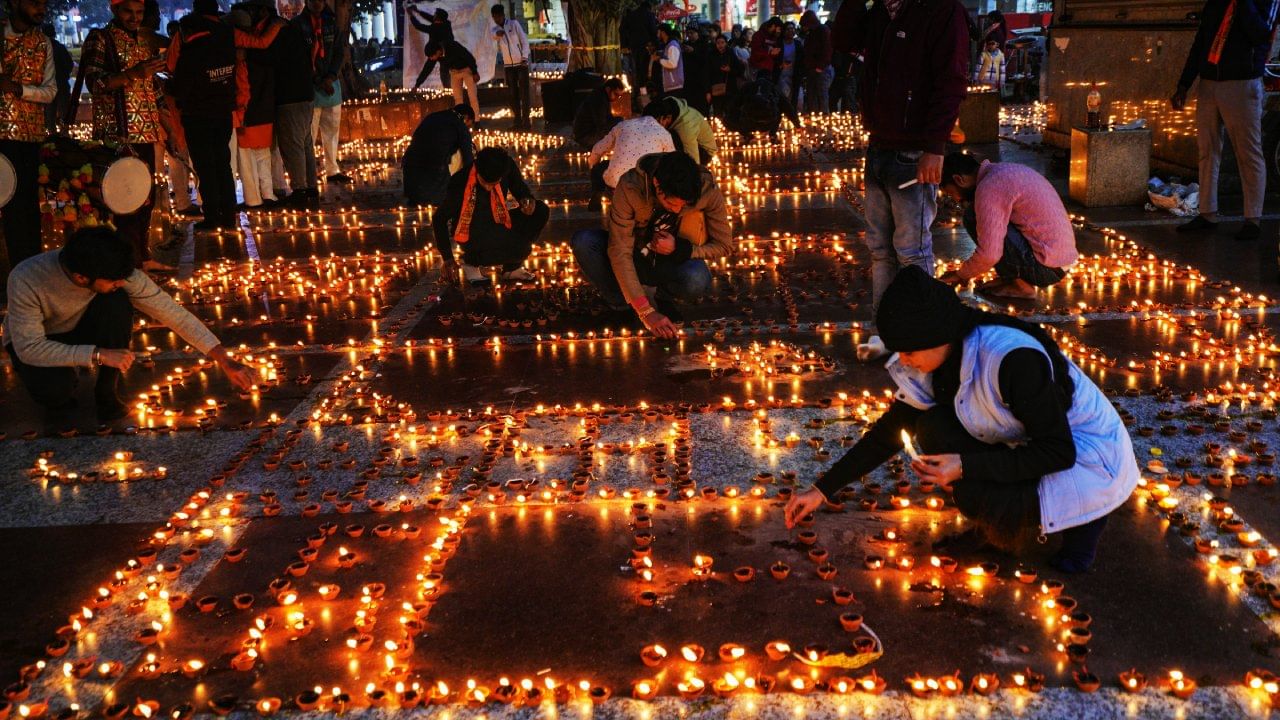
left=912, top=454, right=962, bottom=484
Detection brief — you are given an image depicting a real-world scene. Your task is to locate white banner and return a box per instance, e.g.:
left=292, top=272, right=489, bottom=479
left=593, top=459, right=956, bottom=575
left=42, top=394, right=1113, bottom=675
left=402, top=0, right=499, bottom=90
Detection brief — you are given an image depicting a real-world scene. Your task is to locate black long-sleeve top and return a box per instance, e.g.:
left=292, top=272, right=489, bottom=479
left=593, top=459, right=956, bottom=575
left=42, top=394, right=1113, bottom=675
left=421, top=39, right=477, bottom=78
left=815, top=347, right=1077, bottom=499
left=403, top=108, right=472, bottom=170
left=431, top=156, right=535, bottom=260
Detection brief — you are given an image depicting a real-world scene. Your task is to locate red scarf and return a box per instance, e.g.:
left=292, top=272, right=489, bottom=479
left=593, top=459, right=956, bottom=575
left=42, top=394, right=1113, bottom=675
left=453, top=166, right=511, bottom=245
left=1208, top=0, right=1236, bottom=65
left=309, top=12, right=324, bottom=71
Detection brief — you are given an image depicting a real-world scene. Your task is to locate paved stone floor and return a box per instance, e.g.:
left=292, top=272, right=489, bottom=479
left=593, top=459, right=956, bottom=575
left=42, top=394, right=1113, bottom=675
left=1, top=107, right=1279, bottom=720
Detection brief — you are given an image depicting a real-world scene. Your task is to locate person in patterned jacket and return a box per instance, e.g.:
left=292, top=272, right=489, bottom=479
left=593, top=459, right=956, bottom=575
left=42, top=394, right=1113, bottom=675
left=1, top=0, right=56, bottom=276
left=81, top=0, right=167, bottom=270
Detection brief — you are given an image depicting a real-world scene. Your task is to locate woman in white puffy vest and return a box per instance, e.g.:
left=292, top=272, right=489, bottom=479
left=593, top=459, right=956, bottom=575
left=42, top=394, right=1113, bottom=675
left=785, top=266, right=1139, bottom=573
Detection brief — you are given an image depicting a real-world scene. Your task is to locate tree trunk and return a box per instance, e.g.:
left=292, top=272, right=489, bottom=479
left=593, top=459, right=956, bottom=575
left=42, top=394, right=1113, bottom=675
left=565, top=0, right=623, bottom=74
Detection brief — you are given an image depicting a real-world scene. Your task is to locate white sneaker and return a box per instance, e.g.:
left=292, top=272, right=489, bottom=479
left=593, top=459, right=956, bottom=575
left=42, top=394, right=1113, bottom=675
left=856, top=334, right=888, bottom=362
left=501, top=267, right=536, bottom=282
left=462, top=264, right=484, bottom=284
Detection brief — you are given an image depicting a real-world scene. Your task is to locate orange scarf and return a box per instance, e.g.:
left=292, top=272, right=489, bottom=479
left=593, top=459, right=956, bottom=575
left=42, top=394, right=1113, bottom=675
left=453, top=166, right=511, bottom=245
left=1208, top=0, right=1236, bottom=65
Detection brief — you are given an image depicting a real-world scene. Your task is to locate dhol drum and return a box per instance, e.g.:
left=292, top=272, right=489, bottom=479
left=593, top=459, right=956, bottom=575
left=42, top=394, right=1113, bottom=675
left=0, top=152, right=15, bottom=209
left=38, top=136, right=152, bottom=228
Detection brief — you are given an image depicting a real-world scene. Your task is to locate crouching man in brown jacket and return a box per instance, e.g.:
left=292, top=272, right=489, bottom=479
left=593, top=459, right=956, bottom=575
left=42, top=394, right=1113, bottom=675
left=570, top=152, right=733, bottom=338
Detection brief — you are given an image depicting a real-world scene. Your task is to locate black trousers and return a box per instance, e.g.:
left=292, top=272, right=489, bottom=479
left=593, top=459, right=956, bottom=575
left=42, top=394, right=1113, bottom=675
left=0, top=139, right=43, bottom=272
left=914, top=403, right=1042, bottom=540
left=403, top=163, right=451, bottom=206
left=460, top=200, right=549, bottom=269
left=182, top=115, right=236, bottom=225
left=5, top=289, right=133, bottom=411
left=113, top=143, right=156, bottom=264
left=589, top=160, right=610, bottom=204
left=504, top=63, right=531, bottom=128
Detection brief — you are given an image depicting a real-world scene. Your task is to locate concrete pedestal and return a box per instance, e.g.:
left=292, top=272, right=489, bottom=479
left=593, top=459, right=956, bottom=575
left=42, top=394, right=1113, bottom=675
left=1069, top=127, right=1152, bottom=207
left=958, top=90, right=1001, bottom=145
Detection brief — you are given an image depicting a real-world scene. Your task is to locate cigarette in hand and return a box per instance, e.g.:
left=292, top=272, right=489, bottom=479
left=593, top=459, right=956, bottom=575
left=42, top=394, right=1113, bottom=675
left=898, top=178, right=919, bottom=190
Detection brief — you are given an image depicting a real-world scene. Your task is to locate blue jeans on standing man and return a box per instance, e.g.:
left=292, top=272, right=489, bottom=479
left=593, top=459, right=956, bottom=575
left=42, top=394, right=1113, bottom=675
left=962, top=207, right=1067, bottom=287
left=806, top=65, right=833, bottom=112
left=571, top=228, right=712, bottom=310
left=862, top=146, right=937, bottom=310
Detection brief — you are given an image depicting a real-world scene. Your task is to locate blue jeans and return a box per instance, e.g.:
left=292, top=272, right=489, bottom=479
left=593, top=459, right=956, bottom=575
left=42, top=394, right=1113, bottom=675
left=962, top=208, right=1067, bottom=287
left=571, top=228, right=712, bottom=310
left=863, top=146, right=937, bottom=310
left=805, top=66, right=833, bottom=112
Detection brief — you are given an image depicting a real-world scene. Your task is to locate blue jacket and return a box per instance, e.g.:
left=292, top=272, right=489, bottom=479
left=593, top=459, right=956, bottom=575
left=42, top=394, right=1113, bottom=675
left=1178, top=0, right=1280, bottom=88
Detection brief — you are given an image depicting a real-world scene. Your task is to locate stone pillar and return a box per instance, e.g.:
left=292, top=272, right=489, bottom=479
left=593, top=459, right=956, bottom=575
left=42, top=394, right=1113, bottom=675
left=1068, top=127, right=1152, bottom=207
left=382, top=0, right=395, bottom=41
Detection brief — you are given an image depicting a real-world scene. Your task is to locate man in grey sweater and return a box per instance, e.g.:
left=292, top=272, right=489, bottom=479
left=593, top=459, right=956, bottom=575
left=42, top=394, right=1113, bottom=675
left=3, top=227, right=256, bottom=430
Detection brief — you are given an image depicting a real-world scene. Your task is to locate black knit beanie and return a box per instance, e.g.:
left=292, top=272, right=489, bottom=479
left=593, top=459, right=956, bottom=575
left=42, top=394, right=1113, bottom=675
left=875, top=266, right=967, bottom=353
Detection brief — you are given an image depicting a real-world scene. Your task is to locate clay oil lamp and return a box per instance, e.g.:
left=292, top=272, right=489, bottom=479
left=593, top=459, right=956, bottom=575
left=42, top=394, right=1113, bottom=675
left=853, top=636, right=878, bottom=654
left=676, top=677, right=705, bottom=700
left=894, top=556, right=915, bottom=572
left=232, top=594, right=255, bottom=610
left=733, top=566, right=755, bottom=583
left=718, top=643, right=747, bottom=662
left=196, top=596, right=219, bottom=613
left=640, top=644, right=668, bottom=667
left=631, top=680, right=659, bottom=701
left=807, top=547, right=829, bottom=564
left=103, top=704, right=128, bottom=720
left=254, top=699, right=280, bottom=717
left=712, top=673, right=741, bottom=698
left=839, top=613, right=863, bottom=632
left=679, top=644, right=705, bottom=663
left=801, top=644, right=828, bottom=664
left=230, top=650, right=257, bottom=672
left=855, top=670, right=886, bottom=695
left=206, top=696, right=237, bottom=718
left=863, top=555, right=885, bottom=571
left=1119, top=669, right=1147, bottom=693
left=770, top=561, right=791, bottom=580
left=1014, top=566, right=1038, bottom=584
left=1040, top=580, right=1065, bottom=598
left=637, top=590, right=658, bottom=606
left=788, top=677, right=815, bottom=695
left=832, top=587, right=855, bottom=605
left=816, top=563, right=838, bottom=580
left=906, top=674, right=936, bottom=698
left=1167, top=670, right=1197, bottom=699
left=1073, top=670, right=1101, bottom=692
left=970, top=673, right=1000, bottom=696
left=797, top=530, right=818, bottom=546
left=691, top=554, right=714, bottom=579
left=1011, top=668, right=1045, bottom=693
left=764, top=641, right=792, bottom=661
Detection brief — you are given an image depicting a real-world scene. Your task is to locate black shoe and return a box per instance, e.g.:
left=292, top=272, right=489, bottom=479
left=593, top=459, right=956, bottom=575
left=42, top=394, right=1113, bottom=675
left=43, top=402, right=78, bottom=435
left=653, top=294, right=684, bottom=323
left=327, top=173, right=354, bottom=184
left=288, top=190, right=316, bottom=208
left=178, top=205, right=204, bottom=217
left=96, top=398, right=130, bottom=424
left=1176, top=215, right=1218, bottom=233
left=259, top=198, right=282, bottom=210
left=1235, top=221, right=1261, bottom=241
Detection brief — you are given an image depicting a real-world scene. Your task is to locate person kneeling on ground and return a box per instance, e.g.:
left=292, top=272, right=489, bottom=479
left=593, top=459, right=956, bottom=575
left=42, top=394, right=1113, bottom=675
left=722, top=77, right=803, bottom=144
left=785, top=267, right=1138, bottom=573
left=646, top=97, right=717, bottom=166
left=937, top=152, right=1078, bottom=298
left=403, top=103, right=475, bottom=206
left=587, top=112, right=676, bottom=212
left=433, top=147, right=549, bottom=286
left=573, top=77, right=626, bottom=151
left=570, top=151, right=733, bottom=338
left=4, top=227, right=257, bottom=432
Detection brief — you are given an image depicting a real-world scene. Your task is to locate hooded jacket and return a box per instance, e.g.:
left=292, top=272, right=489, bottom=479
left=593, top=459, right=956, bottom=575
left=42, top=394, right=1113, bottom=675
left=832, top=0, right=970, bottom=154
left=606, top=153, right=733, bottom=305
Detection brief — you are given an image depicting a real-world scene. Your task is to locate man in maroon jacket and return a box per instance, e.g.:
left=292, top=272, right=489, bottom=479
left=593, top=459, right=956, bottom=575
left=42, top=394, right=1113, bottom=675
left=832, top=0, right=969, bottom=355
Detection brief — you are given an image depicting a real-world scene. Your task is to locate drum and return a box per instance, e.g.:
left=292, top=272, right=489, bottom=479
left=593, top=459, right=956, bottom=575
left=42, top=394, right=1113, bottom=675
left=0, top=152, right=14, bottom=209
left=38, top=136, right=152, bottom=228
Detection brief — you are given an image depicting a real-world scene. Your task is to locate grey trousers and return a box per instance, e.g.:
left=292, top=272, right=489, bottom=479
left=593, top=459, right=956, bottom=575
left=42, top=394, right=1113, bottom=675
left=276, top=100, right=317, bottom=192
left=1196, top=77, right=1266, bottom=220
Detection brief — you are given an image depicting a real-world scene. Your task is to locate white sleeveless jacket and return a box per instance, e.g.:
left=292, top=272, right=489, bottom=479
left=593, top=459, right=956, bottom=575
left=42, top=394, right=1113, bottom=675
left=887, top=325, right=1139, bottom=533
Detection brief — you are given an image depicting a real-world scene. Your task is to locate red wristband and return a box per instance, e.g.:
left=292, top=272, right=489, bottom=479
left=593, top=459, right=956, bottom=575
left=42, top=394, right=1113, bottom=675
left=630, top=297, right=650, bottom=311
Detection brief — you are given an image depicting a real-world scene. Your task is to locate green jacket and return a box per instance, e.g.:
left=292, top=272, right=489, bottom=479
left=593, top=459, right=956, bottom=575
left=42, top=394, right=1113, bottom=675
left=667, top=97, right=717, bottom=163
